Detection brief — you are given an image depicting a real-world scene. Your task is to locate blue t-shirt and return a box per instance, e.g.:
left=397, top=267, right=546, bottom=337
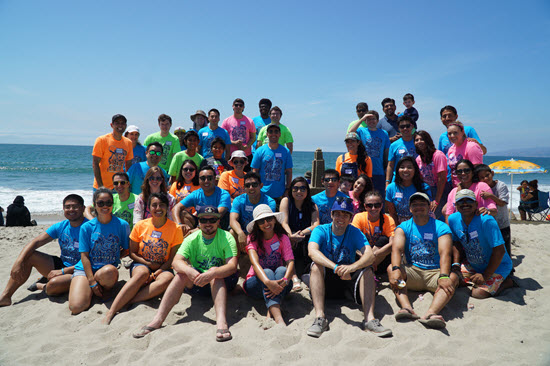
left=46, top=218, right=89, bottom=266
left=309, top=223, right=367, bottom=265
left=398, top=217, right=451, bottom=270
left=388, top=138, right=418, bottom=180
left=131, top=145, right=147, bottom=165
left=198, top=126, right=231, bottom=158
left=312, top=190, right=349, bottom=225
left=252, top=116, right=270, bottom=152
left=448, top=213, right=513, bottom=277
left=438, top=125, right=483, bottom=155
left=127, top=162, right=169, bottom=195
left=385, top=182, right=431, bottom=222
left=356, top=128, right=390, bottom=176
left=230, top=193, right=276, bottom=233
left=251, top=144, right=293, bottom=199
left=377, top=116, right=399, bottom=138
left=180, top=186, right=231, bottom=211
left=75, top=217, right=130, bottom=271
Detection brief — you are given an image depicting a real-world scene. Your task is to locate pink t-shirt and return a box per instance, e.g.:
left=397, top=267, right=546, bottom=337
left=245, top=234, right=294, bottom=280
left=416, top=150, right=447, bottom=187
left=446, top=182, right=497, bottom=215
left=221, top=115, right=255, bottom=155
left=447, top=140, right=483, bottom=186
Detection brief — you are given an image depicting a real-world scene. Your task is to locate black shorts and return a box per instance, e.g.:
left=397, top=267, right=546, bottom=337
left=185, top=271, right=239, bottom=297
left=51, top=255, right=64, bottom=270
left=324, top=268, right=368, bottom=305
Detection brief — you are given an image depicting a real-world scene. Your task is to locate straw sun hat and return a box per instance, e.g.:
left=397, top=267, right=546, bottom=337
left=246, top=204, right=283, bottom=233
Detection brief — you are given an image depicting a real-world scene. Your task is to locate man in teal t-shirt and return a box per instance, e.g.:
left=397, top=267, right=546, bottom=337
left=143, top=113, right=181, bottom=172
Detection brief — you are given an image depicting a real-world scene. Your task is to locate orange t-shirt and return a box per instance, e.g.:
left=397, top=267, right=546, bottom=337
left=92, top=133, right=134, bottom=189
left=129, top=218, right=184, bottom=264
left=352, top=212, right=395, bottom=245
left=218, top=170, right=245, bottom=199
left=169, top=182, right=199, bottom=214
left=335, top=153, right=373, bottom=178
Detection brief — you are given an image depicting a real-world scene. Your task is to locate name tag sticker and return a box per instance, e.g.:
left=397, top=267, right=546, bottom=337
left=470, top=231, right=478, bottom=239
left=202, top=132, right=208, bottom=136
left=185, top=185, right=191, bottom=190
left=166, top=141, right=172, bottom=146
left=73, top=240, right=79, bottom=249
left=275, top=153, right=282, bottom=157
left=395, top=192, right=403, bottom=199
left=240, top=121, right=246, bottom=125
left=424, top=233, right=434, bottom=240
left=151, top=231, right=162, bottom=239
left=270, top=241, right=280, bottom=251
left=374, top=226, right=381, bottom=233
left=232, top=177, right=240, bottom=183
left=345, top=169, right=353, bottom=174
left=399, top=149, right=406, bottom=154
left=128, top=203, right=135, bottom=209
left=245, top=205, right=253, bottom=212
left=116, top=148, right=123, bottom=154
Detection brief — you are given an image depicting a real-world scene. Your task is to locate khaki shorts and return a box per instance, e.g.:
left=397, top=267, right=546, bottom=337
left=405, top=265, right=439, bottom=292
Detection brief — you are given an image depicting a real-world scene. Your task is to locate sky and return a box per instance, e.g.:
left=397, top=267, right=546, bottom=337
left=1, top=1, right=549, bottom=153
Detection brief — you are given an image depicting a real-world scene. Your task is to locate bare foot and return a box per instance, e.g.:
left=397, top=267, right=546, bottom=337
left=102, top=313, right=114, bottom=325
left=0, top=296, right=12, bottom=307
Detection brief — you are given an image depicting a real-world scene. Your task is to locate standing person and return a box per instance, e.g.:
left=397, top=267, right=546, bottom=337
left=174, top=126, right=187, bottom=151
left=335, top=132, right=372, bottom=179
left=386, top=157, right=431, bottom=224
left=103, top=192, right=184, bottom=325
left=377, top=98, right=401, bottom=142
left=218, top=150, right=248, bottom=201
left=251, top=124, right=293, bottom=202
left=68, top=188, right=129, bottom=315
left=349, top=175, right=374, bottom=213
left=349, top=111, right=390, bottom=196
left=388, top=192, right=458, bottom=329
left=447, top=189, right=513, bottom=298
left=143, top=114, right=181, bottom=173
left=221, top=98, right=256, bottom=162
left=252, top=98, right=272, bottom=152
left=447, top=121, right=484, bottom=187
left=125, top=125, right=146, bottom=165
left=133, top=167, right=176, bottom=224
left=168, top=130, right=204, bottom=183
left=169, top=160, right=200, bottom=204
left=132, top=206, right=238, bottom=342
left=0, top=195, right=87, bottom=307
left=312, top=169, right=349, bottom=225
left=346, top=102, right=369, bottom=132
left=414, top=130, right=448, bottom=219
left=198, top=108, right=231, bottom=159
left=438, top=105, right=486, bottom=155
left=401, top=93, right=419, bottom=127
left=256, top=106, right=294, bottom=154
left=92, top=114, right=134, bottom=191
left=386, top=115, right=418, bottom=185
left=306, top=197, right=392, bottom=338
left=189, top=110, right=208, bottom=132
left=199, top=137, right=232, bottom=181
left=243, top=205, right=295, bottom=325
left=280, top=177, right=320, bottom=291
left=5, top=196, right=33, bottom=227
left=127, top=142, right=168, bottom=195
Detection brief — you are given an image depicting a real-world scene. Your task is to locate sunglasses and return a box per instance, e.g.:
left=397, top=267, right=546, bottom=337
left=96, top=200, right=113, bottom=208
left=199, top=217, right=219, bottom=224
left=335, top=196, right=353, bottom=205
left=148, top=150, right=162, bottom=156
left=457, top=199, right=475, bottom=206
left=365, top=202, right=383, bottom=209
left=113, top=181, right=128, bottom=186
left=149, top=176, right=163, bottom=182
left=324, top=177, right=339, bottom=182
left=399, top=124, right=412, bottom=129
left=199, top=175, right=214, bottom=182
left=232, top=159, right=246, bottom=165
left=182, top=167, right=195, bottom=172
left=356, top=108, right=366, bottom=113
left=233, top=103, right=244, bottom=107
left=257, top=216, right=275, bottom=225
left=292, top=186, right=307, bottom=192
left=244, top=182, right=260, bottom=188
left=456, top=168, right=472, bottom=175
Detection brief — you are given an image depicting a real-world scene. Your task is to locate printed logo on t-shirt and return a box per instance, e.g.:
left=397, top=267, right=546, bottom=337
left=108, top=145, right=128, bottom=173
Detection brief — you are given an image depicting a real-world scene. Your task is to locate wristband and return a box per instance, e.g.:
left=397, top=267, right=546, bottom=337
left=90, top=282, right=98, bottom=288
left=61, top=267, right=65, bottom=275
left=385, top=180, right=390, bottom=183
left=282, top=277, right=288, bottom=282
left=333, top=264, right=339, bottom=273
left=392, top=266, right=401, bottom=271
left=452, top=263, right=460, bottom=267
left=434, top=201, right=439, bottom=206
left=307, top=228, right=312, bottom=233
left=438, top=276, right=450, bottom=280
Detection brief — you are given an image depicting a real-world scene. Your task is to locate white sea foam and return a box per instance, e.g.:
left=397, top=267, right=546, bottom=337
left=0, top=187, right=93, bottom=214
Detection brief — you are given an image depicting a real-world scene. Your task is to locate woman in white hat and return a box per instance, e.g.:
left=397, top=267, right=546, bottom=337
left=218, top=150, right=247, bottom=201
left=243, top=204, right=295, bottom=325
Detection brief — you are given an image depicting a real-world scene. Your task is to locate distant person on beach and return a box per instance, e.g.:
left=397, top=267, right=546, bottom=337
left=125, top=125, right=146, bottom=165
left=312, top=169, right=349, bottom=224
left=517, top=180, right=529, bottom=201
left=377, top=98, right=401, bottom=142
left=256, top=106, right=294, bottom=154
left=168, top=130, right=204, bottom=183
left=133, top=167, right=176, bottom=224
left=438, top=105, right=486, bottom=155
left=346, top=102, right=369, bottom=132
left=447, top=121, right=484, bottom=187
left=306, top=197, right=392, bottom=338
left=386, top=115, right=418, bottom=185
left=388, top=192, right=458, bottom=329
left=398, top=93, right=419, bottom=127
left=0, top=194, right=87, bottom=307
left=189, top=109, right=208, bottom=132
left=174, top=126, right=187, bottom=151
left=518, top=180, right=539, bottom=221
left=92, top=114, right=134, bottom=191
left=199, top=137, right=232, bottom=181
left=349, top=110, right=390, bottom=197
left=143, top=114, right=181, bottom=173
left=221, top=98, right=256, bottom=164
left=68, top=188, right=129, bottom=315
left=127, top=142, right=169, bottom=195
left=252, top=98, right=272, bottom=153
left=335, top=132, right=372, bottom=180
left=448, top=189, right=513, bottom=299
left=5, top=196, right=35, bottom=227
left=0, top=206, right=4, bottom=226
left=132, top=206, right=238, bottom=341
left=198, top=108, right=231, bottom=159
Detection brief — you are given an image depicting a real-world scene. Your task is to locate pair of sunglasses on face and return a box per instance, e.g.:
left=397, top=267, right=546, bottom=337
left=113, top=181, right=128, bottom=186
left=199, top=217, right=219, bottom=224
left=148, top=150, right=162, bottom=156
left=96, top=200, right=113, bottom=207
left=199, top=175, right=214, bottom=182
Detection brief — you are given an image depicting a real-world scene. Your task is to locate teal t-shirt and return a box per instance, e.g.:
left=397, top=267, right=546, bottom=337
left=168, top=150, right=204, bottom=176
left=177, top=229, right=237, bottom=273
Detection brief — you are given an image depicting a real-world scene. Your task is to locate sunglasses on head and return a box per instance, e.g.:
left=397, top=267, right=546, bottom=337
left=456, top=168, right=472, bottom=175
left=183, top=167, right=195, bottom=172
left=199, top=217, right=219, bottom=224
left=365, top=202, right=382, bottom=209
left=244, top=182, right=259, bottom=188
left=324, top=177, right=338, bottom=182
left=292, top=186, right=307, bottom=192
left=113, top=181, right=128, bottom=186
left=199, top=175, right=214, bottom=182
left=148, top=150, right=162, bottom=156
left=149, top=176, right=163, bottom=182
left=96, top=200, right=113, bottom=208
left=257, top=216, right=275, bottom=225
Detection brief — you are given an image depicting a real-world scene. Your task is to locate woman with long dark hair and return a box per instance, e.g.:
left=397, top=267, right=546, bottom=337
left=447, top=121, right=483, bottom=187
left=335, top=132, right=372, bottom=179
left=349, top=174, right=374, bottom=213
left=134, top=166, right=176, bottom=224
left=169, top=159, right=200, bottom=203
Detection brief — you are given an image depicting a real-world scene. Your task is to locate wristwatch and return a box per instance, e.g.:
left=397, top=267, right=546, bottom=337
left=392, top=266, right=401, bottom=271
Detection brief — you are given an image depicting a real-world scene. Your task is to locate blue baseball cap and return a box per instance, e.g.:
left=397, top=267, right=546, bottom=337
left=197, top=205, right=220, bottom=218
left=331, top=196, right=354, bottom=215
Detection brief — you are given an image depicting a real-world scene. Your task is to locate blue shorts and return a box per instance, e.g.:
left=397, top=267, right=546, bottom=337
left=184, top=271, right=239, bottom=297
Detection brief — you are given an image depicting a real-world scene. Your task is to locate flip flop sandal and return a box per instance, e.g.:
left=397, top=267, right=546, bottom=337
left=292, top=278, right=302, bottom=292
left=395, top=308, right=420, bottom=321
left=132, top=325, right=158, bottom=338
left=216, top=328, right=232, bottom=342
left=418, top=314, right=446, bottom=329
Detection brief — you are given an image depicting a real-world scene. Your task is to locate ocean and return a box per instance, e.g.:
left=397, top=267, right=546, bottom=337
left=1, top=144, right=549, bottom=222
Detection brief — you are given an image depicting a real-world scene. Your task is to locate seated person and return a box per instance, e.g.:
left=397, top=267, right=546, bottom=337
left=199, top=137, right=232, bottom=181
left=518, top=180, right=539, bottom=221
left=349, top=174, right=374, bottom=213
left=306, top=197, right=391, bottom=338
left=127, top=142, right=169, bottom=195
left=133, top=167, right=176, bottom=225
left=0, top=195, right=87, bottom=307
left=169, top=159, right=200, bottom=204
left=5, top=195, right=34, bottom=227
left=218, top=150, right=248, bottom=201
left=132, top=206, right=238, bottom=342
left=388, top=192, right=459, bottom=329
left=447, top=189, right=513, bottom=299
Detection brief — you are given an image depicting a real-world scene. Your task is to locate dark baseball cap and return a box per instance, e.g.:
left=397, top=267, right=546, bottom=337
left=112, top=114, right=127, bottom=123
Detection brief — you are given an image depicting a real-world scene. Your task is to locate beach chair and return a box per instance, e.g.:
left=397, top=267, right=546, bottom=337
left=524, top=191, right=550, bottom=222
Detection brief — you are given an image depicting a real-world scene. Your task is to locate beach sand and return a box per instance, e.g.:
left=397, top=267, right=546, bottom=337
left=0, top=223, right=549, bottom=366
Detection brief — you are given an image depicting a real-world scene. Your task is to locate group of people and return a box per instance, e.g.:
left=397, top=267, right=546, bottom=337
left=0, top=95, right=516, bottom=341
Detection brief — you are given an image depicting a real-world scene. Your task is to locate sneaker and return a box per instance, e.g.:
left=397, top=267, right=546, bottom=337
left=307, top=317, right=329, bottom=338
left=364, top=319, right=392, bottom=337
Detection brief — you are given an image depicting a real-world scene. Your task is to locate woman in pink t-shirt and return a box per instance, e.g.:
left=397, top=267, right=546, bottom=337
left=243, top=205, right=295, bottom=325
left=445, top=159, right=497, bottom=222
left=446, top=121, right=483, bottom=187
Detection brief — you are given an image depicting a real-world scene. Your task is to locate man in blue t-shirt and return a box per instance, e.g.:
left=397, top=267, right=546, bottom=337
left=0, top=194, right=88, bottom=307
left=127, top=142, right=168, bottom=194
left=306, top=197, right=391, bottom=338
left=448, top=189, right=513, bottom=298
left=312, top=169, right=349, bottom=225
left=252, top=98, right=272, bottom=153
left=386, top=115, right=418, bottom=185
left=198, top=108, right=231, bottom=159
left=388, top=192, right=458, bottom=329
left=438, top=105, right=486, bottom=155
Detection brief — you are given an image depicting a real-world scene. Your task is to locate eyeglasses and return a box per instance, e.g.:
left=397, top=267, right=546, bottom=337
left=257, top=216, right=275, bottom=225
left=292, top=186, right=307, bottom=192
left=148, top=151, right=162, bottom=156
left=233, top=103, right=244, bottom=107
left=182, top=168, right=195, bottom=172
left=149, top=176, right=163, bottom=182
left=96, top=200, right=113, bottom=207
left=399, top=124, right=412, bottom=129
left=244, top=182, right=260, bottom=188
left=365, top=202, right=382, bottom=209
left=324, top=177, right=339, bottom=182
left=199, top=175, right=214, bottom=182
left=199, top=217, right=219, bottom=224
left=232, top=159, right=246, bottom=165
left=456, top=168, right=472, bottom=175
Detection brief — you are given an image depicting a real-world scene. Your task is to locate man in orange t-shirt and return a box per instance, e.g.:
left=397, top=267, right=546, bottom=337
left=92, top=114, right=134, bottom=190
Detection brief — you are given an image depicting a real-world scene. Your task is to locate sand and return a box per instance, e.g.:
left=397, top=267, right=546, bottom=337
left=0, top=222, right=549, bottom=366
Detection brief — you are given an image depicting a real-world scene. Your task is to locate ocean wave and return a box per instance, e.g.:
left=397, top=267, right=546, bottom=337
left=0, top=187, right=93, bottom=214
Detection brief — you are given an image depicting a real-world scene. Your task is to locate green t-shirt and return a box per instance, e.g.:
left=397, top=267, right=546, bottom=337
left=113, top=193, right=137, bottom=230
left=168, top=150, right=204, bottom=176
left=143, top=132, right=181, bottom=172
left=347, top=119, right=367, bottom=133
left=177, top=228, right=237, bottom=273
left=257, top=123, right=294, bottom=147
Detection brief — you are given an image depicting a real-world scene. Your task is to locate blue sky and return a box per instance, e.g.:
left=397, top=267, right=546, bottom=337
left=1, top=1, right=549, bottom=153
